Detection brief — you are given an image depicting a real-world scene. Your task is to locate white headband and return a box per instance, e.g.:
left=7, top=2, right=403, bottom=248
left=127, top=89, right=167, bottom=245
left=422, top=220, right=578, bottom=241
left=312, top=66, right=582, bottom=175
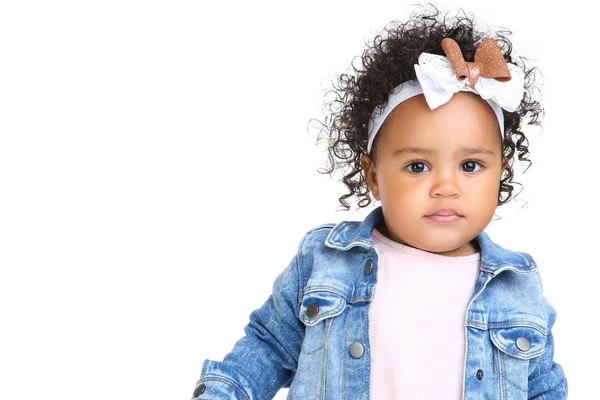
left=366, top=47, right=525, bottom=154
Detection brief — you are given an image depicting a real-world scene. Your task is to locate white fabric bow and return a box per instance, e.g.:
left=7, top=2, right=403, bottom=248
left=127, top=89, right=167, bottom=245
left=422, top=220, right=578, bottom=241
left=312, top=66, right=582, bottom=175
left=414, top=52, right=525, bottom=112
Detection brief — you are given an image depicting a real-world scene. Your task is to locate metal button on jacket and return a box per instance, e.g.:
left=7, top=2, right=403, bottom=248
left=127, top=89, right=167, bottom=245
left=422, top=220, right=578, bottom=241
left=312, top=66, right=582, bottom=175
left=306, top=303, right=319, bottom=319
left=516, top=336, right=531, bottom=351
left=364, top=259, right=373, bottom=275
left=350, top=342, right=364, bottom=358
left=476, top=369, right=484, bottom=380
left=193, top=383, right=206, bottom=397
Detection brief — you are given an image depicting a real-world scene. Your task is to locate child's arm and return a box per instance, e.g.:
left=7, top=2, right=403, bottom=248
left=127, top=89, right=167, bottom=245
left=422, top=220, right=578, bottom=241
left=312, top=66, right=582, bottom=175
left=191, top=247, right=306, bottom=399
left=527, top=296, right=568, bottom=399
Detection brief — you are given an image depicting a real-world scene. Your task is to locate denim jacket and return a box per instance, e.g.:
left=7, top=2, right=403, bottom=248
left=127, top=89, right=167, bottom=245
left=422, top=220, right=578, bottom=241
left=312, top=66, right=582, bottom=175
left=192, top=206, right=568, bottom=399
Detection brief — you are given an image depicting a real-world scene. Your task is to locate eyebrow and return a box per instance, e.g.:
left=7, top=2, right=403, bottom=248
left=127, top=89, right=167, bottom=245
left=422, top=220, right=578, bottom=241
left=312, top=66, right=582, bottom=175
left=391, top=146, right=496, bottom=157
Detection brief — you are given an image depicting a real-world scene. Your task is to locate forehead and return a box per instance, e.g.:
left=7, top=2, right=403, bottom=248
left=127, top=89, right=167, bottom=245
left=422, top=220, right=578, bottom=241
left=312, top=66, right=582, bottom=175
left=377, top=92, right=502, bottom=152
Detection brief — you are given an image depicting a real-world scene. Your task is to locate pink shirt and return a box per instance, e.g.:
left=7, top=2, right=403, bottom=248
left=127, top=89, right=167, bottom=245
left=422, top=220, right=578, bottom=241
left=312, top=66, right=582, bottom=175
left=369, top=228, right=481, bottom=399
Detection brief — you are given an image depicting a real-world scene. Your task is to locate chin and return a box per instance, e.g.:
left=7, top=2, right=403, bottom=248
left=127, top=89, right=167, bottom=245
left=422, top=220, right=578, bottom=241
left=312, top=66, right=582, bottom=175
left=420, top=233, right=467, bottom=249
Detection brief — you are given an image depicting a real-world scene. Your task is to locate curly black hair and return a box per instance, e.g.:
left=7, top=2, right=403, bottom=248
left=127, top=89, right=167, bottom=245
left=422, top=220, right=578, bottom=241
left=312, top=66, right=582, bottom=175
left=312, top=2, right=543, bottom=211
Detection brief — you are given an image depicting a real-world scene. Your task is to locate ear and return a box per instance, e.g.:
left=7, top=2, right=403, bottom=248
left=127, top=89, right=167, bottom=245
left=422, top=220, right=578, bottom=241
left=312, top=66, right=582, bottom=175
left=361, top=154, right=380, bottom=200
left=501, top=156, right=509, bottom=173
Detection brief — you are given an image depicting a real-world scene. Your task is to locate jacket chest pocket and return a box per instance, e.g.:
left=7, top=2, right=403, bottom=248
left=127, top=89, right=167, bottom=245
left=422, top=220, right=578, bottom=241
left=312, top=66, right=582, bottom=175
left=489, top=324, right=547, bottom=395
left=298, top=290, right=347, bottom=354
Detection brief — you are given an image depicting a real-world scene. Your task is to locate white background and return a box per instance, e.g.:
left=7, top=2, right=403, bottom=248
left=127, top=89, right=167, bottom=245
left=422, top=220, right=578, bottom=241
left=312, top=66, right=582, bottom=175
left=0, top=1, right=595, bottom=399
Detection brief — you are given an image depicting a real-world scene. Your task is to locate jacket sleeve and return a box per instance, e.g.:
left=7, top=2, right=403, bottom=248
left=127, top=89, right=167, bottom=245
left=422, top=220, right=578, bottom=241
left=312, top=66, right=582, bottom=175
left=527, top=277, right=568, bottom=399
left=191, top=244, right=306, bottom=400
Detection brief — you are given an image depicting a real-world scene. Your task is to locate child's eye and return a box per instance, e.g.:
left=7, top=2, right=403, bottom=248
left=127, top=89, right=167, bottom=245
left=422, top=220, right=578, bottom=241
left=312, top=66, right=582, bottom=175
left=461, top=160, right=482, bottom=173
left=406, top=161, right=429, bottom=174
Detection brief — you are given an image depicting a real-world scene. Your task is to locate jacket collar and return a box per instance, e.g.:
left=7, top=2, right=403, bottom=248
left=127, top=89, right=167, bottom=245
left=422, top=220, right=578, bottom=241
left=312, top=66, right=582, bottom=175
left=324, top=206, right=535, bottom=274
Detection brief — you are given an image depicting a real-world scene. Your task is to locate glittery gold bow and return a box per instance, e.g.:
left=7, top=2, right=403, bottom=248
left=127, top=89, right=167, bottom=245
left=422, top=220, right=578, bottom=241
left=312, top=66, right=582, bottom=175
left=441, top=37, right=512, bottom=88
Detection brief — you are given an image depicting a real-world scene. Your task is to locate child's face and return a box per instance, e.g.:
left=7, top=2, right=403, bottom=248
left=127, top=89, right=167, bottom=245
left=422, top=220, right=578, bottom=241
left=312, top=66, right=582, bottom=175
left=361, top=92, right=509, bottom=256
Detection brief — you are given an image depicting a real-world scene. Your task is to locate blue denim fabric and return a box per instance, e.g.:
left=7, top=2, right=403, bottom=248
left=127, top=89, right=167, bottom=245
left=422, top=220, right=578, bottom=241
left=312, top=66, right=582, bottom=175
left=192, top=206, right=568, bottom=399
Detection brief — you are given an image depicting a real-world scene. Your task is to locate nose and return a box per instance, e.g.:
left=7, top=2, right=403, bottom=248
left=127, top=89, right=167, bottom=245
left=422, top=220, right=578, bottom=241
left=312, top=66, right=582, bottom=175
left=430, top=170, right=460, bottom=197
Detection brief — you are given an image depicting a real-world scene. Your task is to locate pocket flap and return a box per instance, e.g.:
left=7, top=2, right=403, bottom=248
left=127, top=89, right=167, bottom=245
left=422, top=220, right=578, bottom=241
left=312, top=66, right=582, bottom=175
left=299, top=290, right=347, bottom=326
left=490, top=325, right=547, bottom=360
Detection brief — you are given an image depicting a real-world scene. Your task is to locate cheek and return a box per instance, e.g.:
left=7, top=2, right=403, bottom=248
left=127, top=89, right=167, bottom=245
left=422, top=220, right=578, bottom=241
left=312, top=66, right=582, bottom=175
left=382, top=184, right=424, bottom=215
left=483, top=177, right=502, bottom=199
left=463, top=174, right=500, bottom=196
left=464, top=179, right=500, bottom=214
left=379, top=174, right=418, bottom=200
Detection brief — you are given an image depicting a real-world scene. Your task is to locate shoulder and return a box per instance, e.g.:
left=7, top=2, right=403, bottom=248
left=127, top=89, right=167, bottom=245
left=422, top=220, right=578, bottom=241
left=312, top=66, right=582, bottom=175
left=304, top=223, right=336, bottom=242
left=296, top=223, right=336, bottom=263
left=484, top=245, right=558, bottom=332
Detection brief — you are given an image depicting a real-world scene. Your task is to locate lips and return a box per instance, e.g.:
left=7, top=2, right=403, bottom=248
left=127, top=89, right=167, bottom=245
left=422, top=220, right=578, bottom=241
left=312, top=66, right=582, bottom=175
left=427, top=208, right=461, bottom=217
left=425, top=208, right=463, bottom=223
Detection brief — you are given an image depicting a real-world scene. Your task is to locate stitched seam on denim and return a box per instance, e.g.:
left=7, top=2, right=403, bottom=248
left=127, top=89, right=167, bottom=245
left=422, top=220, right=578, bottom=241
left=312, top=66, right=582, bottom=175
left=492, top=346, right=498, bottom=380
left=348, top=294, right=375, bottom=303
left=465, top=321, right=547, bottom=335
left=330, top=238, right=372, bottom=251
left=499, top=347, right=507, bottom=399
left=321, top=317, right=334, bottom=400
left=302, top=289, right=379, bottom=305
left=499, top=267, right=538, bottom=274
left=489, top=321, right=547, bottom=335
left=460, top=326, right=468, bottom=399
left=343, top=306, right=349, bottom=400
left=198, top=376, right=250, bottom=400
left=297, top=231, right=310, bottom=308
left=465, top=320, right=488, bottom=329
left=480, top=260, right=503, bottom=269
left=480, top=260, right=537, bottom=273
left=480, top=260, right=522, bottom=268
left=498, top=352, right=529, bottom=392
left=494, top=266, right=539, bottom=275
left=304, top=286, right=347, bottom=298
left=486, top=264, right=538, bottom=273
left=296, top=253, right=303, bottom=312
